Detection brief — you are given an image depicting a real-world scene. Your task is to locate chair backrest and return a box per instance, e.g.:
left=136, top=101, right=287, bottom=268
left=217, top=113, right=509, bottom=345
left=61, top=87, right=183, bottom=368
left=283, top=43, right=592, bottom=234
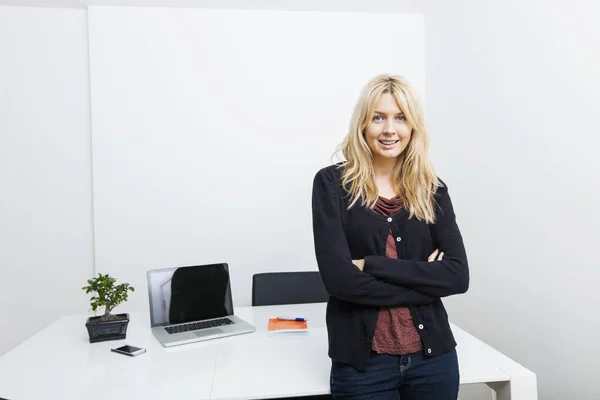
left=252, top=271, right=329, bottom=306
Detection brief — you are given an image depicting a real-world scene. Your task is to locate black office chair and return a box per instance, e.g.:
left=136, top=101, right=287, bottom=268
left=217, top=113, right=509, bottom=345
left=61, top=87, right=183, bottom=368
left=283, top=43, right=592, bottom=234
left=252, top=271, right=329, bottom=306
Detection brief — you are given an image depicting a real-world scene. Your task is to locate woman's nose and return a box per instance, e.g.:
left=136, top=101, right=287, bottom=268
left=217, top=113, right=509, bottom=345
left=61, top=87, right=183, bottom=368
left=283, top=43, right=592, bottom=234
left=384, top=118, right=395, bottom=134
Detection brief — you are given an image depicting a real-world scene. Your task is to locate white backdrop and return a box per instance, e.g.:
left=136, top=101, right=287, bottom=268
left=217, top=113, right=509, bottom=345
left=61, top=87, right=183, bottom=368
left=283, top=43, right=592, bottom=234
left=88, top=6, right=425, bottom=310
left=0, top=5, right=93, bottom=356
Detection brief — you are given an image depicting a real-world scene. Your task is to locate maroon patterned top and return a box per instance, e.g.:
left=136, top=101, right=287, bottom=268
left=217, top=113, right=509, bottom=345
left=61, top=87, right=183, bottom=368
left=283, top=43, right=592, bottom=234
left=371, top=195, right=423, bottom=355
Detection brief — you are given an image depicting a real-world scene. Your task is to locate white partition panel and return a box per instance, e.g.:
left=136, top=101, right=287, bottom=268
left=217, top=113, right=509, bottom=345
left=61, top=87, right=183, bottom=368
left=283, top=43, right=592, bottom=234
left=88, top=6, right=425, bottom=310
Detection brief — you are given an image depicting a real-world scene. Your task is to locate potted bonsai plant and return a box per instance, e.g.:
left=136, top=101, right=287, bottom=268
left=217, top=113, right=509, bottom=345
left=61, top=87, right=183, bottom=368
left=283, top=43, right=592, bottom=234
left=82, top=273, right=135, bottom=343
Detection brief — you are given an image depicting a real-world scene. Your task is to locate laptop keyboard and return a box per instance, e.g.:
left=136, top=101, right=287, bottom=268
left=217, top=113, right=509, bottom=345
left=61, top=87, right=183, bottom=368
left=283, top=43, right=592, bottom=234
left=165, top=317, right=234, bottom=335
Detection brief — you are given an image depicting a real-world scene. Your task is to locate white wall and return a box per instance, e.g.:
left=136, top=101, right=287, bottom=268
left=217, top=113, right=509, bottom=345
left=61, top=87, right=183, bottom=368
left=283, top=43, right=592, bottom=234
left=424, top=0, right=600, bottom=399
left=87, top=6, right=425, bottom=310
left=0, top=6, right=94, bottom=356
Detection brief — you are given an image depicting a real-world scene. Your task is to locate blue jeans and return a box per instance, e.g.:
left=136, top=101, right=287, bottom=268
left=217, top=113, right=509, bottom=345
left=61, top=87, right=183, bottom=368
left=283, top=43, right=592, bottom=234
left=330, top=348, right=459, bottom=399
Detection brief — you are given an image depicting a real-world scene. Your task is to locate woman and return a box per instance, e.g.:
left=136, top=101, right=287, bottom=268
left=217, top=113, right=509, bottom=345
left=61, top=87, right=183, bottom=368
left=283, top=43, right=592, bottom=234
left=311, top=74, right=469, bottom=399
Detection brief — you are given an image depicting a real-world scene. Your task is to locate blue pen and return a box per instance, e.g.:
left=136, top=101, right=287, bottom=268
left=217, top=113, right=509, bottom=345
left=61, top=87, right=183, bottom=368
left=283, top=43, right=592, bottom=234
left=277, top=317, right=307, bottom=322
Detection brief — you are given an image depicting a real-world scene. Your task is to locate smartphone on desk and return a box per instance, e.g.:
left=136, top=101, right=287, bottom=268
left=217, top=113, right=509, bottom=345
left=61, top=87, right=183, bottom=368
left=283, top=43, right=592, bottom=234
left=111, top=345, right=146, bottom=357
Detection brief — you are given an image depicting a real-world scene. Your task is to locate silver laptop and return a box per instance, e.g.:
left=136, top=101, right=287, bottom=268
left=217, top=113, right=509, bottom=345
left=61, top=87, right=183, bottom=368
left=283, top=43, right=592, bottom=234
left=147, top=263, right=255, bottom=347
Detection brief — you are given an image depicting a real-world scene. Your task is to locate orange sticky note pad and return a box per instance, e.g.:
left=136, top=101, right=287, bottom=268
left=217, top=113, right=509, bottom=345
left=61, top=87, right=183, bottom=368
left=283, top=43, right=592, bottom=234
left=268, top=318, right=308, bottom=334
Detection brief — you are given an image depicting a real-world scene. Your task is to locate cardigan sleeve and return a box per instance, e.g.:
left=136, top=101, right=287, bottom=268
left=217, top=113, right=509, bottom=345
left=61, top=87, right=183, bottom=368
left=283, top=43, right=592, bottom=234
left=312, top=167, right=436, bottom=307
left=363, top=181, right=470, bottom=297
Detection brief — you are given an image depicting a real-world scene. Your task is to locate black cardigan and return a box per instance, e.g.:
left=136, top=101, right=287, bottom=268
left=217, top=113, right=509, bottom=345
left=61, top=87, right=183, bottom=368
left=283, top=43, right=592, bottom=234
left=311, top=164, right=469, bottom=371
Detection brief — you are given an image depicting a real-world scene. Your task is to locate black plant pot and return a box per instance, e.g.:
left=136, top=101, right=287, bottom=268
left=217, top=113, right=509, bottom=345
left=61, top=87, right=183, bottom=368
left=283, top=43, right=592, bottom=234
left=85, top=313, right=130, bottom=343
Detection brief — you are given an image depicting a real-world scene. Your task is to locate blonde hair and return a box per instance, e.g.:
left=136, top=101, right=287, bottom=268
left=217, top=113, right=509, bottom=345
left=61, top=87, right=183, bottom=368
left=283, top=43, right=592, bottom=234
left=335, top=74, right=441, bottom=223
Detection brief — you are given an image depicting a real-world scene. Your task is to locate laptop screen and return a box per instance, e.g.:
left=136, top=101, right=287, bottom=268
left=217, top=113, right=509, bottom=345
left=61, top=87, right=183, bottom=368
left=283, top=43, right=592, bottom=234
left=147, top=263, right=234, bottom=327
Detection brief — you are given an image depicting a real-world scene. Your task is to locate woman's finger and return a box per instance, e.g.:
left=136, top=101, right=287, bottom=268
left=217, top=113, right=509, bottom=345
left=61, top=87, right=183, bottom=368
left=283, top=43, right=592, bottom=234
left=437, top=251, right=444, bottom=261
left=428, top=249, right=439, bottom=262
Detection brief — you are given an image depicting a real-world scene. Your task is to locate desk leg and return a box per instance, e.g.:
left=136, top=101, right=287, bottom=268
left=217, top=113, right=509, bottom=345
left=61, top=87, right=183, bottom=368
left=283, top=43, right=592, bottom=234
left=488, top=375, right=538, bottom=400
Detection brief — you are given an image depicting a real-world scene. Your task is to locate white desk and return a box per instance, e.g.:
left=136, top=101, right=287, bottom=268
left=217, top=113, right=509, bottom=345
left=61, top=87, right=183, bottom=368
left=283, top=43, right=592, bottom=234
left=0, top=303, right=536, bottom=400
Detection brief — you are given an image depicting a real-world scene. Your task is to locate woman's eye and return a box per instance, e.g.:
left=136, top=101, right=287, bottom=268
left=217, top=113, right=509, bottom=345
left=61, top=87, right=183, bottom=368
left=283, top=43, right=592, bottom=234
left=397, top=116, right=405, bottom=122
left=373, top=115, right=383, bottom=121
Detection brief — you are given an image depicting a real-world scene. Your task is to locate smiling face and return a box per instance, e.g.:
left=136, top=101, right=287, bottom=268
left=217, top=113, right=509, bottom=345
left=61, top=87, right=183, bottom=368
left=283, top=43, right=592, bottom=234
left=363, top=92, right=412, bottom=163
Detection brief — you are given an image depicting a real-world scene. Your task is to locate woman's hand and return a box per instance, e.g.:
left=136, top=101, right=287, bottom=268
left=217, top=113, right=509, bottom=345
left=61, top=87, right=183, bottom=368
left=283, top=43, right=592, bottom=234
left=352, top=259, right=365, bottom=271
left=428, top=249, right=444, bottom=262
